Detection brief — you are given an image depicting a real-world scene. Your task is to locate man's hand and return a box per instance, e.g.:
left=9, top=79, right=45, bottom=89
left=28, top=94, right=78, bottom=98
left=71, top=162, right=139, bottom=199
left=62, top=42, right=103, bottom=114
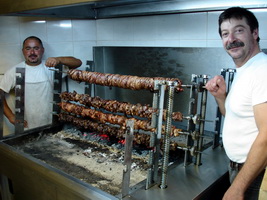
left=8, top=115, right=28, bottom=128
left=205, top=75, right=226, bottom=98
left=205, top=75, right=227, bottom=116
left=45, top=57, right=60, bottom=68
left=45, top=56, right=82, bottom=69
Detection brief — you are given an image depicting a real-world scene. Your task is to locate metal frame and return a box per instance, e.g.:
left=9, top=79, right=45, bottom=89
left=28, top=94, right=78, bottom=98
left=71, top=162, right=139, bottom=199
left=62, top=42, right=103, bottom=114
left=0, top=90, right=4, bottom=140
left=14, top=68, right=25, bottom=135
left=52, top=64, right=63, bottom=125
left=213, top=68, right=236, bottom=148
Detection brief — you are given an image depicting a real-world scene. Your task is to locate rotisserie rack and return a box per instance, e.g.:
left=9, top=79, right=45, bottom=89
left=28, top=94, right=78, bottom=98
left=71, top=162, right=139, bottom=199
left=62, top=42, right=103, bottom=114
left=0, top=68, right=215, bottom=200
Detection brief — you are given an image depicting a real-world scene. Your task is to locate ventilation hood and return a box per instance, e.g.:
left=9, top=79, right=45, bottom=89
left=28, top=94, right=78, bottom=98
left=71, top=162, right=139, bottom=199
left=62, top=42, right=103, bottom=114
left=1, top=0, right=267, bottom=19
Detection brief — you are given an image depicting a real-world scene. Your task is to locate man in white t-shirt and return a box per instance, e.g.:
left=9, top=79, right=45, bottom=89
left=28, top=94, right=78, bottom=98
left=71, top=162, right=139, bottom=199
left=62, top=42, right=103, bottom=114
left=205, top=7, right=267, bottom=200
left=0, top=36, right=82, bottom=132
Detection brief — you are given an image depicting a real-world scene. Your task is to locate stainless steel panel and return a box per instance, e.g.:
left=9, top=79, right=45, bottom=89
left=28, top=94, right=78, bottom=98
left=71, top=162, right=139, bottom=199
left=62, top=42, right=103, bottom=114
left=93, top=47, right=233, bottom=131
left=3, top=0, right=267, bottom=19
left=123, top=147, right=229, bottom=200
left=0, top=140, right=118, bottom=200
left=0, top=134, right=229, bottom=200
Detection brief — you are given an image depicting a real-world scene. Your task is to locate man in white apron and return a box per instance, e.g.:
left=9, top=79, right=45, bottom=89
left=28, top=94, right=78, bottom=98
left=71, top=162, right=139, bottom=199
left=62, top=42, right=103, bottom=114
left=0, top=36, right=82, bottom=132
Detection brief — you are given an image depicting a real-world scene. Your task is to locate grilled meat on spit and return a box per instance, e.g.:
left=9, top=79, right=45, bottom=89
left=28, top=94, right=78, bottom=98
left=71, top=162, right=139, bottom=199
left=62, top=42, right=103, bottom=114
left=58, top=113, right=180, bottom=150
left=58, top=102, right=180, bottom=136
left=60, top=91, right=183, bottom=121
left=67, top=69, right=183, bottom=92
left=58, top=113, right=151, bottom=146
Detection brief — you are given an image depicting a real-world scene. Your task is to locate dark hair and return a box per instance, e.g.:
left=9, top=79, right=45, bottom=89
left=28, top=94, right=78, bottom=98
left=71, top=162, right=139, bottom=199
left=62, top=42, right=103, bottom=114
left=23, top=36, right=44, bottom=48
left=218, top=7, right=260, bottom=42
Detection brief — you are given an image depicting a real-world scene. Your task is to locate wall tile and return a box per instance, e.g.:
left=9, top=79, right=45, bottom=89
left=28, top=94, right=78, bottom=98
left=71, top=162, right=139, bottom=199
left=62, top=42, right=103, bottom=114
left=72, top=19, right=96, bottom=41
left=19, top=17, right=47, bottom=43
left=254, top=10, right=267, bottom=42
left=260, top=40, right=267, bottom=49
left=155, top=14, right=180, bottom=40
left=73, top=41, right=97, bottom=69
left=97, top=40, right=134, bottom=46
left=113, top=17, right=134, bottom=41
left=207, top=40, right=223, bottom=48
left=0, top=44, right=22, bottom=73
left=133, top=40, right=157, bottom=46
left=0, top=16, right=20, bottom=44
left=47, top=19, right=73, bottom=42
left=180, top=12, right=207, bottom=40
left=133, top=15, right=158, bottom=41
left=154, top=40, right=180, bottom=47
left=207, top=11, right=222, bottom=40
left=180, top=40, right=207, bottom=47
left=97, top=19, right=114, bottom=40
left=44, top=42, right=74, bottom=59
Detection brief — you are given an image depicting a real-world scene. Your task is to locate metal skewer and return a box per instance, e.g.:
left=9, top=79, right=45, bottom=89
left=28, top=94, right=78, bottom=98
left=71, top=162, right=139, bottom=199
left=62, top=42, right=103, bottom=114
left=48, top=68, right=68, bottom=74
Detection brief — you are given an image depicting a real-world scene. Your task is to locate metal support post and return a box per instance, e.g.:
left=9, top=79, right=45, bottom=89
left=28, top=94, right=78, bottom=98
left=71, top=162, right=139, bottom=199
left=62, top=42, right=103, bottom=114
left=15, top=68, right=25, bottom=135
left=160, top=81, right=176, bottom=189
left=213, top=68, right=236, bottom=148
left=146, top=81, right=166, bottom=189
left=52, top=64, right=63, bottom=125
left=195, top=75, right=209, bottom=166
left=121, top=119, right=134, bottom=198
left=0, top=90, right=4, bottom=139
left=183, top=75, right=198, bottom=166
left=85, top=61, right=95, bottom=97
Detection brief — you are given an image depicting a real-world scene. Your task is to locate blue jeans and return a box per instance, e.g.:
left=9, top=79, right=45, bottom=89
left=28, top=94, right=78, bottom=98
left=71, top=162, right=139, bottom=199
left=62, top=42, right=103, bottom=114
left=228, top=165, right=265, bottom=200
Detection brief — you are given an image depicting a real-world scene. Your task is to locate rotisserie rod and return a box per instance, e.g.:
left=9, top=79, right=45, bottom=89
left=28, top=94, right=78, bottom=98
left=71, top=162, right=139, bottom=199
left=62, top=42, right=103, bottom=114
left=58, top=113, right=151, bottom=146
left=60, top=91, right=183, bottom=121
left=58, top=102, right=180, bottom=136
left=67, top=69, right=183, bottom=92
left=58, top=113, right=180, bottom=149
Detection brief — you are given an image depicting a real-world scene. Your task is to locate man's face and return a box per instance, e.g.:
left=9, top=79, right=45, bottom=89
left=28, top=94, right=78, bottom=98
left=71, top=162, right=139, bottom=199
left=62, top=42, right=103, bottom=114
left=220, top=18, right=258, bottom=66
left=22, top=39, right=44, bottom=66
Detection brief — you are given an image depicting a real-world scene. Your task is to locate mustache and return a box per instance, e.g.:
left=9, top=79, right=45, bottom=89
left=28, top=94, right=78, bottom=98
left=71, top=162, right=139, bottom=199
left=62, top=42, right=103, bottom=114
left=226, top=41, right=245, bottom=50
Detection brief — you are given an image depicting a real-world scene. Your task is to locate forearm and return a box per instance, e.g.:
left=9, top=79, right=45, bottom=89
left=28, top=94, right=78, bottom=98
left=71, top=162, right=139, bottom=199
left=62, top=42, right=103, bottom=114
left=3, top=95, right=15, bottom=124
left=229, top=133, right=267, bottom=194
left=57, top=57, right=82, bottom=69
left=215, top=96, right=226, bottom=116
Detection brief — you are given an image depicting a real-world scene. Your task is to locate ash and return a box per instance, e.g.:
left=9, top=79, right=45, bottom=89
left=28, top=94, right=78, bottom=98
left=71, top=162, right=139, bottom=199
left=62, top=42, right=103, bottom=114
left=63, top=125, right=150, bottom=157
left=14, top=126, right=149, bottom=196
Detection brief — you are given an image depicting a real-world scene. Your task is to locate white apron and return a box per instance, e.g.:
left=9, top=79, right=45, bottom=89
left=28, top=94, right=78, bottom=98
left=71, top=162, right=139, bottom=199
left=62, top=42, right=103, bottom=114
left=24, top=63, right=54, bottom=130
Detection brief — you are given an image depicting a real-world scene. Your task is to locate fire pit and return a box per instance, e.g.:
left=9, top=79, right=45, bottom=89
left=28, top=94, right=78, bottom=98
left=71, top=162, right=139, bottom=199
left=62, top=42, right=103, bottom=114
left=11, top=127, right=151, bottom=196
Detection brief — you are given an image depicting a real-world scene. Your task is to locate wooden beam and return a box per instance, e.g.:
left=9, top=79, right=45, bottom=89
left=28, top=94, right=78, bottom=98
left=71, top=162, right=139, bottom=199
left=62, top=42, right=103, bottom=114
left=0, top=0, right=105, bottom=15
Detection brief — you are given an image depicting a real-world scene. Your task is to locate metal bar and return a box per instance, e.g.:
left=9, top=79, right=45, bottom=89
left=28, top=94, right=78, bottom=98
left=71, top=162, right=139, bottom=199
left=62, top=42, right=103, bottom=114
left=146, top=81, right=166, bottom=189
left=0, top=175, right=13, bottom=200
left=195, top=75, right=209, bottom=166
left=121, top=119, right=134, bottom=198
left=15, top=68, right=25, bottom=135
left=184, top=84, right=198, bottom=166
left=85, top=61, right=95, bottom=96
left=153, top=84, right=166, bottom=183
left=146, top=87, right=158, bottom=189
left=213, top=69, right=226, bottom=148
left=0, top=90, right=4, bottom=139
left=213, top=68, right=236, bottom=148
left=52, top=64, right=63, bottom=125
left=160, top=81, right=176, bottom=189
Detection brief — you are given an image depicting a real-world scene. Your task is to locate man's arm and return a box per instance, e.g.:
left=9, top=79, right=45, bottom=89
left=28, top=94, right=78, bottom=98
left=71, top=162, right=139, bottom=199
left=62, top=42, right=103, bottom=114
left=1, top=90, right=28, bottom=128
left=45, top=56, right=82, bottom=69
left=205, top=75, right=227, bottom=116
left=222, top=102, right=267, bottom=200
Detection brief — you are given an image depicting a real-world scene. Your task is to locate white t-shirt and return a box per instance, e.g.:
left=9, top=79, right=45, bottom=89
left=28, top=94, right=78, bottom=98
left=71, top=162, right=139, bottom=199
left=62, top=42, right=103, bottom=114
left=0, top=61, right=54, bottom=130
left=223, top=52, right=267, bottom=163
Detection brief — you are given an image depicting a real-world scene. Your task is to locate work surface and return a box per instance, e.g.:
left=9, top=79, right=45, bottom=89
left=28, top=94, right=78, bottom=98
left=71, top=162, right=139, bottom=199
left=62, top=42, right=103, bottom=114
left=124, top=146, right=229, bottom=200
left=0, top=128, right=228, bottom=200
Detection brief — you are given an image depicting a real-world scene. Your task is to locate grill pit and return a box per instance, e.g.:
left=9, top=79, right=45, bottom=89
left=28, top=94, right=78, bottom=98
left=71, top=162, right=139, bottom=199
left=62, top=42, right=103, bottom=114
left=12, top=128, right=150, bottom=196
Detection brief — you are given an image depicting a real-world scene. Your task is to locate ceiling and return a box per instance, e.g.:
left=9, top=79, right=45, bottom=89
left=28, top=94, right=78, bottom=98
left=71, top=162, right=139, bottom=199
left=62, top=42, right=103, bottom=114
left=2, top=0, right=267, bottom=19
